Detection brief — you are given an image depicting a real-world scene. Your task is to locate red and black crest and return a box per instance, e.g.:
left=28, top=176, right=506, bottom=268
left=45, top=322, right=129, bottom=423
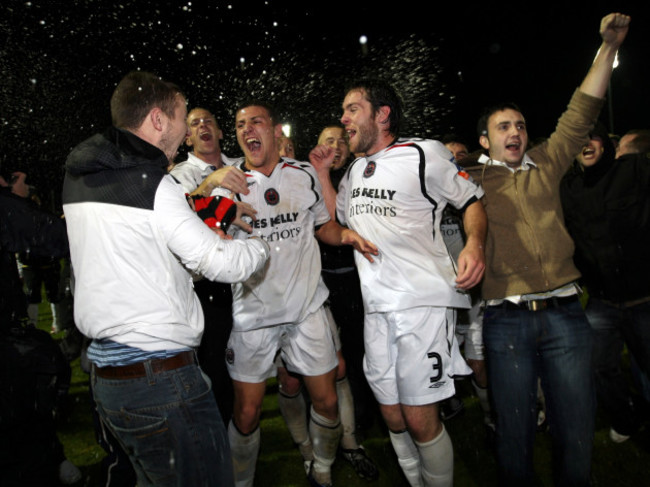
left=363, top=161, right=376, bottom=178
left=264, top=188, right=280, bottom=206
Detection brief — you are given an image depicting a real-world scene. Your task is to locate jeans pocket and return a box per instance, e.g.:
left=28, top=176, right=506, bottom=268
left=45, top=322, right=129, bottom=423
left=103, top=407, right=175, bottom=484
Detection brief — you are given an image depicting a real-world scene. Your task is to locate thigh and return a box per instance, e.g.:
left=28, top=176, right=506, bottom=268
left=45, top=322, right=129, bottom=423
left=226, top=327, right=280, bottom=383
left=539, top=302, right=594, bottom=394
left=93, top=364, right=231, bottom=487
left=585, top=298, right=624, bottom=370
left=282, top=307, right=338, bottom=377
left=394, top=307, right=468, bottom=406
left=324, top=305, right=342, bottom=352
left=363, top=312, right=398, bottom=405
left=483, top=306, right=539, bottom=428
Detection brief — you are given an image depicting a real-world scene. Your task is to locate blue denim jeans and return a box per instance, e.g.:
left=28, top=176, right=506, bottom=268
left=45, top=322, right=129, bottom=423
left=483, top=298, right=595, bottom=487
left=585, top=297, right=650, bottom=434
left=92, top=360, right=233, bottom=487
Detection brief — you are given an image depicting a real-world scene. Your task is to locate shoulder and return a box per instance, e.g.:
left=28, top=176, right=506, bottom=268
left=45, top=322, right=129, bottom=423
left=221, top=153, right=239, bottom=166
left=385, top=138, right=453, bottom=163
left=280, top=158, right=318, bottom=179
left=170, top=153, right=201, bottom=175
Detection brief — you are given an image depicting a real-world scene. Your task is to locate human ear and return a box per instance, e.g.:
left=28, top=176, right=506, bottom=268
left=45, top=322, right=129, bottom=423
left=479, top=135, right=490, bottom=150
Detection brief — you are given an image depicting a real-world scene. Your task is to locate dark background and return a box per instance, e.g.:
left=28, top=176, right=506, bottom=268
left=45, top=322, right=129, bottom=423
left=2, top=1, right=648, bottom=211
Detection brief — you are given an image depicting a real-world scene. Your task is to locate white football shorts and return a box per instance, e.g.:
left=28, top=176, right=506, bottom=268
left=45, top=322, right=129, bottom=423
left=363, top=306, right=472, bottom=406
left=226, top=306, right=338, bottom=383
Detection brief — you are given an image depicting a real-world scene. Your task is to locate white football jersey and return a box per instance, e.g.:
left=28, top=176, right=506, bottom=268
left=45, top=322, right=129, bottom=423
left=231, top=158, right=331, bottom=331
left=337, top=138, right=484, bottom=312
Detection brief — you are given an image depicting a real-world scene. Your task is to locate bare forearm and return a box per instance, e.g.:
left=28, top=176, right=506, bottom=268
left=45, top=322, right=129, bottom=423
left=462, top=200, right=487, bottom=250
left=317, top=170, right=338, bottom=221
left=315, top=220, right=344, bottom=246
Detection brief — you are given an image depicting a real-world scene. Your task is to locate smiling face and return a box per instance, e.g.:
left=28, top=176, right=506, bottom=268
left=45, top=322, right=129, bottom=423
left=318, top=126, right=350, bottom=169
left=236, top=105, right=281, bottom=175
left=340, top=89, right=384, bottom=156
left=186, top=108, right=222, bottom=159
left=479, top=109, right=528, bottom=168
left=577, top=136, right=604, bottom=167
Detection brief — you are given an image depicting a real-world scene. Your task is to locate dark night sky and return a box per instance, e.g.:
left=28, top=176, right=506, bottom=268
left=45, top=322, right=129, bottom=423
left=1, top=1, right=648, bottom=210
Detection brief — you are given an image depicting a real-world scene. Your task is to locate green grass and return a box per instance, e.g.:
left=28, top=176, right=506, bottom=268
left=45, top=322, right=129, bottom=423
left=37, top=306, right=650, bottom=486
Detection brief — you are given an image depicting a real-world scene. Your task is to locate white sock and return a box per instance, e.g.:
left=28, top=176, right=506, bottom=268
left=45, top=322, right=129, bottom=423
left=415, top=425, right=453, bottom=487
left=228, top=420, right=260, bottom=487
left=50, top=302, right=59, bottom=331
left=278, top=387, right=312, bottom=461
left=389, top=429, right=423, bottom=487
left=336, top=376, right=359, bottom=450
left=309, top=406, right=341, bottom=484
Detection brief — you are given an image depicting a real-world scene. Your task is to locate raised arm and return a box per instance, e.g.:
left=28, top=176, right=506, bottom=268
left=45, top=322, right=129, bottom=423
left=579, top=13, right=630, bottom=99
left=309, top=144, right=338, bottom=220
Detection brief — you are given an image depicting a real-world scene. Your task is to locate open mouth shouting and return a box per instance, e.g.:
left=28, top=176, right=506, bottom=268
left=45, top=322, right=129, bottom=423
left=246, top=137, right=261, bottom=154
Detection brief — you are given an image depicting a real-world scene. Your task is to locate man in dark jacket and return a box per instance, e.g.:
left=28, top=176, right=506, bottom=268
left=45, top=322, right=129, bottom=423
left=561, top=123, right=650, bottom=443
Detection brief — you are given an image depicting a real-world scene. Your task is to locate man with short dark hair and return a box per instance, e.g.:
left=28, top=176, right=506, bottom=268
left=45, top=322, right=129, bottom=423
left=562, top=121, right=650, bottom=444
left=225, top=101, right=377, bottom=487
left=465, top=13, right=630, bottom=486
left=336, top=79, right=487, bottom=486
left=62, top=71, right=270, bottom=486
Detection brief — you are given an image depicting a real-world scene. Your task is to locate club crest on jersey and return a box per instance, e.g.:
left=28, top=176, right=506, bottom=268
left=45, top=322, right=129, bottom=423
left=363, top=161, right=376, bottom=178
left=264, top=188, right=280, bottom=206
left=225, top=348, right=235, bottom=365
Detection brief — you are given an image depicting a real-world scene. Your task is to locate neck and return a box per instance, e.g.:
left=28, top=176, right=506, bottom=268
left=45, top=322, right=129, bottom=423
left=246, top=158, right=279, bottom=177
left=195, top=150, right=222, bottom=167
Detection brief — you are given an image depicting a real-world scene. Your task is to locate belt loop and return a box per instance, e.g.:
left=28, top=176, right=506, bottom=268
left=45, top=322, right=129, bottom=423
left=144, top=360, right=156, bottom=385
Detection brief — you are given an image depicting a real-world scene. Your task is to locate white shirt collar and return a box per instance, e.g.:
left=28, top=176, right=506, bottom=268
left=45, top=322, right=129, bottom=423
left=478, top=153, right=537, bottom=173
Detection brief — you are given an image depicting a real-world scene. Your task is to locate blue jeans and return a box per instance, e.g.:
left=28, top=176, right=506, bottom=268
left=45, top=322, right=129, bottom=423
left=483, top=299, right=595, bottom=487
left=586, top=298, right=650, bottom=434
left=92, top=360, right=233, bottom=487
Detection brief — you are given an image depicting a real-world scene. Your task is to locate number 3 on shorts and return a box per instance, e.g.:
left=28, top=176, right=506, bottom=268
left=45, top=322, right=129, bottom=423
left=427, top=351, right=442, bottom=383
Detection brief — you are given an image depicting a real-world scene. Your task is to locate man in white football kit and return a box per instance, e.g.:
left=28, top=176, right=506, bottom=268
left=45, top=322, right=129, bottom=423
left=226, top=101, right=377, bottom=487
left=335, top=80, right=487, bottom=487
left=171, top=107, right=250, bottom=198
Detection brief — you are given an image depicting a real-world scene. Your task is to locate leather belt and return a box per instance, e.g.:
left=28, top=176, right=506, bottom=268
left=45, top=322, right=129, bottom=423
left=94, top=350, right=196, bottom=379
left=490, top=295, right=579, bottom=312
